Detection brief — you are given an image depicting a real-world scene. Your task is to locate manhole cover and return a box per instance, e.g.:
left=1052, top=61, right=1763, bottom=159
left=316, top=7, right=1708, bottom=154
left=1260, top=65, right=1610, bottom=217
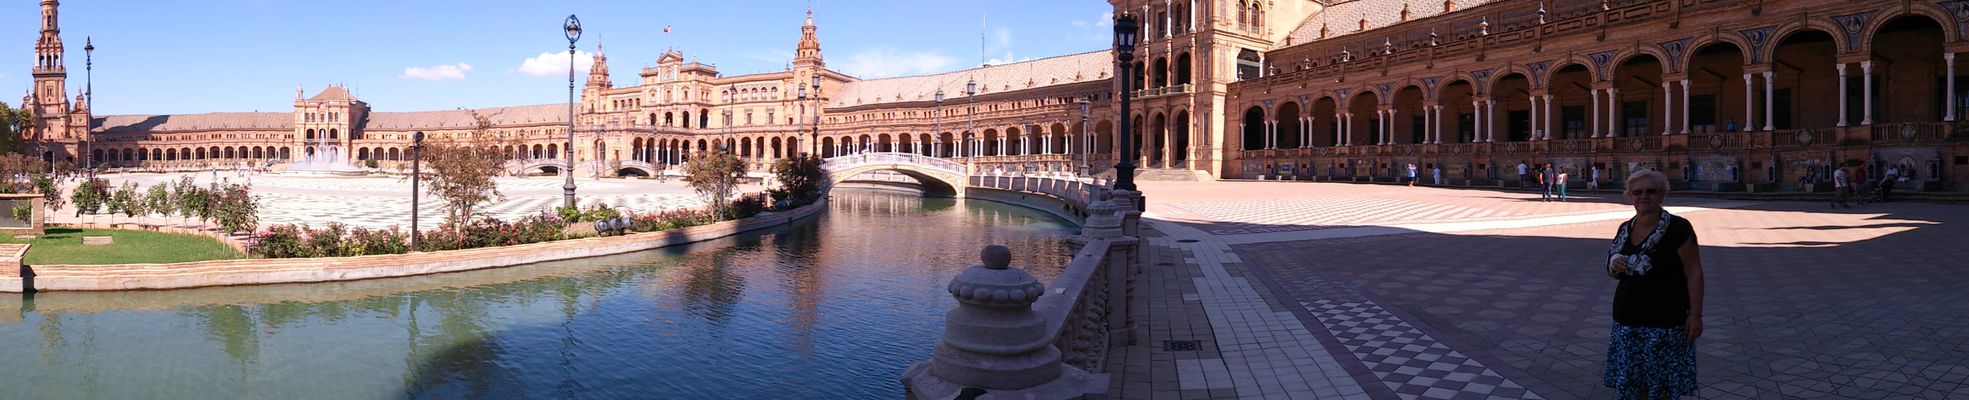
left=1177, top=239, right=1200, bottom=243
left=1163, top=340, right=1201, bottom=352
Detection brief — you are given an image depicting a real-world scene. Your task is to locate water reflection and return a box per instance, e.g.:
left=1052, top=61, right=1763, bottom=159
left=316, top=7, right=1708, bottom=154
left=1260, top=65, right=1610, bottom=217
left=0, top=189, right=1075, bottom=399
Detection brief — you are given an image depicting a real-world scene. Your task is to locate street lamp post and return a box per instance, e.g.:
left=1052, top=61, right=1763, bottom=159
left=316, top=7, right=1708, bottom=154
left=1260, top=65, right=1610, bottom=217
left=965, top=78, right=977, bottom=160
left=811, top=72, right=822, bottom=158
left=934, top=88, right=944, bottom=158
left=1077, top=96, right=1090, bottom=176
left=84, top=37, right=94, bottom=174
left=1114, top=14, right=1140, bottom=191
left=411, top=130, right=424, bottom=251
left=562, top=15, right=582, bottom=210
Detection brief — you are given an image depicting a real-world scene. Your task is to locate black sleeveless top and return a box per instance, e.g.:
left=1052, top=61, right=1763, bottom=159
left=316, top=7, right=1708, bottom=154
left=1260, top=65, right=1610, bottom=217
left=1611, top=214, right=1696, bottom=327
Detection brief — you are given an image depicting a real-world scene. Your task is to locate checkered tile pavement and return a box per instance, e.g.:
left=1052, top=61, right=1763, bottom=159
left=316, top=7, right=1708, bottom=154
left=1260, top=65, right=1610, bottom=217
left=1308, top=300, right=1540, bottom=400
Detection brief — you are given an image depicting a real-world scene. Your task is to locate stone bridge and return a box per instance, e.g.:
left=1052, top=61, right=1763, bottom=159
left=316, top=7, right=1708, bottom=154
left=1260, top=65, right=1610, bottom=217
left=821, top=152, right=969, bottom=197
left=508, top=160, right=659, bottom=177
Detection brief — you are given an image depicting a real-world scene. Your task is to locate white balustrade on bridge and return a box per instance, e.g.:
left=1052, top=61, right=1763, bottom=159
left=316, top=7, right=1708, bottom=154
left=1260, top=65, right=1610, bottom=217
left=821, top=152, right=969, bottom=177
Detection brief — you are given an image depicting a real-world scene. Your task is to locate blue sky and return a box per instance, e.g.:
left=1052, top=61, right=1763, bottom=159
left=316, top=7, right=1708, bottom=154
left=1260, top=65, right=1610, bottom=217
left=3, top=1, right=1114, bottom=116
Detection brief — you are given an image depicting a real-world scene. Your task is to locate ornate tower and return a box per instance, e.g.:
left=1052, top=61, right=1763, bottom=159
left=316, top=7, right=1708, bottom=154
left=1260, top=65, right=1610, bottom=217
left=794, top=8, right=823, bottom=69
left=581, top=41, right=609, bottom=120
left=31, top=0, right=74, bottom=145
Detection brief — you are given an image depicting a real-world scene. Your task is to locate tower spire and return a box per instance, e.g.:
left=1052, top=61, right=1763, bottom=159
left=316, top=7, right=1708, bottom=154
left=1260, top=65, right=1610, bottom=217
left=795, top=5, right=823, bottom=67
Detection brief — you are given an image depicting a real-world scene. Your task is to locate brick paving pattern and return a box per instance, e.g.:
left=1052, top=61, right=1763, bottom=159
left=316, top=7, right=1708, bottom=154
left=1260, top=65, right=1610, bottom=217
left=1103, top=180, right=1969, bottom=399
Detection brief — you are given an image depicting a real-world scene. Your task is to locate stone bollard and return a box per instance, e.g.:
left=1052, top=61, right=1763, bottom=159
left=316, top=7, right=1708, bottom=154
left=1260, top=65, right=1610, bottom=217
left=1074, top=201, right=1139, bottom=346
left=1107, top=189, right=1144, bottom=238
left=902, top=245, right=1105, bottom=399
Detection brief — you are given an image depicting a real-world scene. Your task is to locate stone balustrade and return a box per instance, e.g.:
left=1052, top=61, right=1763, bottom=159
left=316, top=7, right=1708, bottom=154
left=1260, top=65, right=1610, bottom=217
left=903, top=199, right=1138, bottom=399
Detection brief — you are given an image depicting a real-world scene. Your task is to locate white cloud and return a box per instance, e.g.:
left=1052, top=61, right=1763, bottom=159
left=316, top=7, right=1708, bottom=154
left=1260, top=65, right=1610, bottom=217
left=990, top=27, right=1013, bottom=53
left=838, top=48, right=956, bottom=79
left=516, top=50, right=594, bottom=78
left=1068, top=12, right=1116, bottom=43
left=399, top=63, right=474, bottom=81
left=987, top=51, right=1035, bottom=67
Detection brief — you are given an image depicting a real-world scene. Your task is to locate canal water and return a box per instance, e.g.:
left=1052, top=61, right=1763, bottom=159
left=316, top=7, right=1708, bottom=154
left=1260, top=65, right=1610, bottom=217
left=0, top=189, right=1077, bottom=399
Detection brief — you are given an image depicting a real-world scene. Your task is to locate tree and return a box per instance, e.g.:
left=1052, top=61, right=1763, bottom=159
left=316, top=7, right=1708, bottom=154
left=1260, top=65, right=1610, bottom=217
left=146, top=182, right=174, bottom=220
left=33, top=174, right=62, bottom=224
left=682, top=145, right=747, bottom=216
left=173, top=176, right=205, bottom=225
left=70, top=177, right=109, bottom=217
left=769, top=154, right=826, bottom=207
left=112, top=181, right=144, bottom=223
left=210, top=183, right=259, bottom=235
left=418, top=110, right=517, bottom=223
left=0, top=101, right=29, bottom=154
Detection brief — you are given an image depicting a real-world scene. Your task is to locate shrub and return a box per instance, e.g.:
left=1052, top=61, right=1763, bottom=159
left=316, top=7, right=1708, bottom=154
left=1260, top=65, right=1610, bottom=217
left=727, top=195, right=766, bottom=220
left=582, top=204, right=620, bottom=222
left=769, top=154, right=825, bottom=207
left=114, top=181, right=145, bottom=221
left=69, top=177, right=110, bottom=217
left=11, top=202, right=31, bottom=224
left=364, top=159, right=380, bottom=169
left=344, top=226, right=410, bottom=256
left=512, top=211, right=565, bottom=243
left=305, top=222, right=349, bottom=257
left=249, top=224, right=308, bottom=258
left=146, top=183, right=174, bottom=219
left=210, top=183, right=260, bottom=235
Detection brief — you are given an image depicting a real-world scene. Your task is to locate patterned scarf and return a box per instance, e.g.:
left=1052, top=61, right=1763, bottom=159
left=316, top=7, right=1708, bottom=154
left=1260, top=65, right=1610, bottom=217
left=1609, top=211, right=1673, bottom=276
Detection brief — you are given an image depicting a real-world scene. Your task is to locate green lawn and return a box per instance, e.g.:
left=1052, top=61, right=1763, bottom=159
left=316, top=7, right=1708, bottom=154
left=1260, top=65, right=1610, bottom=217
left=1, top=228, right=245, bottom=265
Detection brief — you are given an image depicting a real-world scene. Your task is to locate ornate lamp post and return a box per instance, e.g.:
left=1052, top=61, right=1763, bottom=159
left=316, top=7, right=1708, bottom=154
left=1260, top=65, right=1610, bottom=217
left=934, top=88, right=944, bottom=158
left=562, top=15, right=582, bottom=210
left=411, top=130, right=424, bottom=251
left=810, top=71, right=822, bottom=158
left=84, top=37, right=94, bottom=174
left=1077, top=96, right=1091, bottom=176
left=1114, top=13, right=1139, bottom=191
left=965, top=78, right=977, bottom=159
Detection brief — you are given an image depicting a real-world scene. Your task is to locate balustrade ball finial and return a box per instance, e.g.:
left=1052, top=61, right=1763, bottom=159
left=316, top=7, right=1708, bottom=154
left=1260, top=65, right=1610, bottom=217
left=982, top=244, right=1011, bottom=269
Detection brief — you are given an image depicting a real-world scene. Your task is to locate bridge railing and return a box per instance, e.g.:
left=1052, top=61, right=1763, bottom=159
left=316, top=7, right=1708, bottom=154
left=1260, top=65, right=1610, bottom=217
left=821, top=152, right=968, bottom=176
left=969, top=174, right=1110, bottom=214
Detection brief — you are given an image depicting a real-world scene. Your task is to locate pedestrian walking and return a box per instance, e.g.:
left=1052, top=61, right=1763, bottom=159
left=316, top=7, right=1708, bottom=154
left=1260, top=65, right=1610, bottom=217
left=1589, top=166, right=1602, bottom=191
left=1539, top=163, right=1555, bottom=201
left=1603, top=169, right=1705, bottom=399
left=1432, top=164, right=1443, bottom=186
left=1407, top=163, right=1418, bottom=186
left=1832, top=164, right=1852, bottom=209
left=1557, top=168, right=1569, bottom=201
left=1517, top=161, right=1530, bottom=188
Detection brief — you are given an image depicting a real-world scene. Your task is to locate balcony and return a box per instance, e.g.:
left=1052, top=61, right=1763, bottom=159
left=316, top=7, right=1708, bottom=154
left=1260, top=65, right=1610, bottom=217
left=1131, top=84, right=1192, bottom=100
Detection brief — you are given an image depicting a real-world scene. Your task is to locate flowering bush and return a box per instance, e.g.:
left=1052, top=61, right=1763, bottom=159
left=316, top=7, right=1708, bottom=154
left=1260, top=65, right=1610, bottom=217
left=345, top=226, right=411, bottom=256
left=631, top=208, right=718, bottom=232
left=304, top=222, right=350, bottom=257
left=726, top=195, right=767, bottom=220
left=248, top=224, right=309, bottom=258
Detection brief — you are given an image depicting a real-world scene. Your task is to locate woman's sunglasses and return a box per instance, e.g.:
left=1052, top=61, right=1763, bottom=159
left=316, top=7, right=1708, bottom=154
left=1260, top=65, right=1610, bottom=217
left=1628, top=188, right=1662, bottom=196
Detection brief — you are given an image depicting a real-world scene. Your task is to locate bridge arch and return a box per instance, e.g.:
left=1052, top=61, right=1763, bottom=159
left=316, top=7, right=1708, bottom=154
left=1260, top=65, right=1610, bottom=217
left=821, top=152, right=969, bottom=197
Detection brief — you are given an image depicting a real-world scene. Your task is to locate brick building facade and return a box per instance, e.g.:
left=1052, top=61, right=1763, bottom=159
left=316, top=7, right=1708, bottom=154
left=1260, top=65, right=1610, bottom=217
left=18, top=0, right=1968, bottom=191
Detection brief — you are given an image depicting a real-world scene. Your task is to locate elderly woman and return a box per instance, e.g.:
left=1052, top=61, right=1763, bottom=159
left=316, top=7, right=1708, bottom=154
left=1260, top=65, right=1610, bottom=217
left=1603, top=169, right=1706, bottom=399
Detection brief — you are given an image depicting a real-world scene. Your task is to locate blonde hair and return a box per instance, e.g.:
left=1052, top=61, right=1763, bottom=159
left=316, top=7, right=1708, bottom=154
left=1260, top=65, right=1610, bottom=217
left=1624, top=169, right=1669, bottom=198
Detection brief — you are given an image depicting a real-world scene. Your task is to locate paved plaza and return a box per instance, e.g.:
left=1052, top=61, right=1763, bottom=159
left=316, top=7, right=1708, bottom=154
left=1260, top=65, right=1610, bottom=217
left=1107, top=180, right=1969, bottom=399
left=52, top=172, right=759, bottom=231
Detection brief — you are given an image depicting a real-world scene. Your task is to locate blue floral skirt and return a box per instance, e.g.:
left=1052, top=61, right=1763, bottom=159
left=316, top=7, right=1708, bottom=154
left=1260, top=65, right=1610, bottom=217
left=1602, top=323, right=1698, bottom=399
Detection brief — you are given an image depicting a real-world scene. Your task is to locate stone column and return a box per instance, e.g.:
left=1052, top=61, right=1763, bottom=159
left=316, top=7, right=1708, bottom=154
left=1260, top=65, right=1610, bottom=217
left=1074, top=200, right=1139, bottom=345
left=1762, top=71, right=1776, bottom=131
left=1267, top=121, right=1277, bottom=149
left=1486, top=99, right=1498, bottom=142
left=1680, top=80, right=1691, bottom=134
left=1836, top=63, right=1849, bottom=127
left=1473, top=100, right=1485, bottom=142
left=1544, top=95, right=1556, bottom=139
left=1950, top=53, right=1959, bottom=122
left=900, top=245, right=1106, bottom=399
left=1591, top=88, right=1603, bottom=138
left=1386, top=108, right=1398, bottom=144
left=1344, top=113, right=1356, bottom=146
left=1302, top=116, right=1313, bottom=147
left=1608, top=88, right=1621, bottom=137
left=1530, top=95, right=1541, bottom=140
left=1662, top=81, right=1675, bottom=136
left=1861, top=60, right=1875, bottom=125
left=1334, top=114, right=1345, bottom=146
left=1744, top=73, right=1757, bottom=131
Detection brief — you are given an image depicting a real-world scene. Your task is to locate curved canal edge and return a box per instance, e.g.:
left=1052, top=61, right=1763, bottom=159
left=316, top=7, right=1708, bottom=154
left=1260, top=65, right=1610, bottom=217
left=1, top=198, right=829, bottom=293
